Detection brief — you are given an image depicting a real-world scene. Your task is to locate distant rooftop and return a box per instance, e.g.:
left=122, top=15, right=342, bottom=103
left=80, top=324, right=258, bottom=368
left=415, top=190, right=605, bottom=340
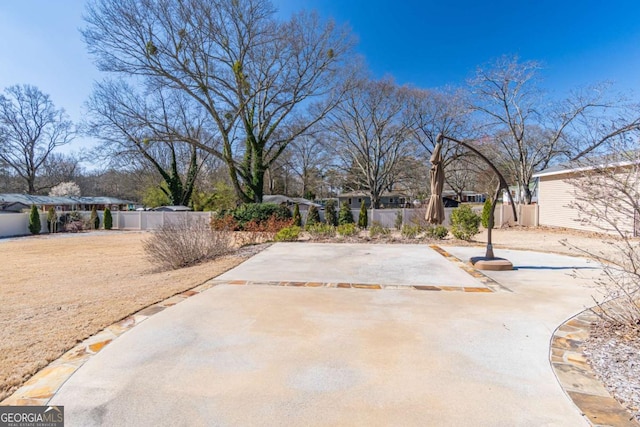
left=0, top=193, right=138, bottom=206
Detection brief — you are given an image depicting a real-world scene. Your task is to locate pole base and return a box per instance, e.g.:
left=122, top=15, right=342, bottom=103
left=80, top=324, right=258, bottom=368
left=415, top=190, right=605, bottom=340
left=470, top=256, right=513, bottom=271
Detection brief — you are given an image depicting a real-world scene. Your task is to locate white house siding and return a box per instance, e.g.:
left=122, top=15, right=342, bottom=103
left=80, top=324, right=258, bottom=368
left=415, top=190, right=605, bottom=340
left=538, top=172, right=635, bottom=236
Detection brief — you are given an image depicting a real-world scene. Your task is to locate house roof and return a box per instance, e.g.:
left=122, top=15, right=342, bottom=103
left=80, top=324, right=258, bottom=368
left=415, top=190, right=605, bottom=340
left=152, top=205, right=192, bottom=211
left=533, top=153, right=640, bottom=178
left=338, top=191, right=408, bottom=198
left=0, top=193, right=138, bottom=206
left=263, top=195, right=321, bottom=207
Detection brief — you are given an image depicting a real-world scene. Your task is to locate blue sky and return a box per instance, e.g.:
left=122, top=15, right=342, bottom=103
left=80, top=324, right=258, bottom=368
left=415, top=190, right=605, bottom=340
left=1, top=1, right=640, bottom=157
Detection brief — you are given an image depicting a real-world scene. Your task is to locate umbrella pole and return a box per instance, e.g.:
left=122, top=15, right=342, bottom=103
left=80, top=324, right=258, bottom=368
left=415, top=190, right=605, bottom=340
left=485, top=184, right=501, bottom=259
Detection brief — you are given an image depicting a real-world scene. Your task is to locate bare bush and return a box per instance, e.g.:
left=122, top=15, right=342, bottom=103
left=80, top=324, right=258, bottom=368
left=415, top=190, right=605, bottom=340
left=564, top=147, right=640, bottom=331
left=144, top=216, right=234, bottom=270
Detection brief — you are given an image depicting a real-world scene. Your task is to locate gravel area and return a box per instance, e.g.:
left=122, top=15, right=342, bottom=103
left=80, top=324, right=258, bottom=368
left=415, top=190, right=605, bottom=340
left=583, top=322, right=640, bottom=422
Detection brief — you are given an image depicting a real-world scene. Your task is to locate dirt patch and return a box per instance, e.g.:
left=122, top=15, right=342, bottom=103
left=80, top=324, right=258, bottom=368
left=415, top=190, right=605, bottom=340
left=0, top=231, right=256, bottom=401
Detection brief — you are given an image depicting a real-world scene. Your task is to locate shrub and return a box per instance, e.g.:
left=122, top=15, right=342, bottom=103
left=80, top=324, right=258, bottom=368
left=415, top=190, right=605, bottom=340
left=90, top=206, right=100, bottom=230
left=394, top=210, right=403, bottom=230
left=306, top=205, right=320, bottom=227
left=481, top=197, right=492, bottom=229
left=243, top=216, right=293, bottom=232
left=60, top=211, right=85, bottom=233
left=47, top=207, right=57, bottom=233
left=358, top=201, right=368, bottom=228
left=450, top=204, right=481, bottom=241
left=292, top=203, right=302, bottom=227
left=306, top=223, right=336, bottom=239
left=401, top=224, right=422, bottom=239
left=427, top=225, right=449, bottom=240
left=104, top=208, right=113, bottom=230
left=338, top=202, right=354, bottom=225
left=337, top=223, right=358, bottom=237
left=230, top=203, right=291, bottom=229
left=324, top=199, right=337, bottom=226
left=211, top=214, right=239, bottom=231
left=369, top=221, right=390, bottom=238
left=274, top=226, right=301, bottom=242
left=28, top=205, right=41, bottom=235
left=144, top=216, right=233, bottom=270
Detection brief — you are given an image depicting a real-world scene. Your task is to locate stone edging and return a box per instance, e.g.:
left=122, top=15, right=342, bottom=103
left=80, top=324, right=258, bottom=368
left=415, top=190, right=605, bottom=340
left=550, top=309, right=640, bottom=427
left=1, top=270, right=496, bottom=407
left=0, top=282, right=219, bottom=407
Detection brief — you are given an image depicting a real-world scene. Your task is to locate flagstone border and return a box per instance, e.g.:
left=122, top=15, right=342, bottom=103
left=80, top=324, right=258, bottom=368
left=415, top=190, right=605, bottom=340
left=1, top=244, right=501, bottom=407
left=550, top=309, right=640, bottom=427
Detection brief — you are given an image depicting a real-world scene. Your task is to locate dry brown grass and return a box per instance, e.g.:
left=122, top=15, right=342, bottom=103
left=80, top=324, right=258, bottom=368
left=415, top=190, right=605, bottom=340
left=0, top=231, right=252, bottom=401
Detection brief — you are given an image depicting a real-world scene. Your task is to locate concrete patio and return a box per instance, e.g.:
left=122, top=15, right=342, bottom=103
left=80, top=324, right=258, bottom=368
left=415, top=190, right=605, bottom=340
left=47, top=244, right=607, bottom=426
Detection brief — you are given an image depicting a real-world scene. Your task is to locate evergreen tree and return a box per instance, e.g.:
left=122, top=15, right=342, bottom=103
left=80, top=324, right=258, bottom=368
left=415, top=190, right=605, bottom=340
left=104, top=208, right=113, bottom=230
left=29, top=205, right=41, bottom=235
left=90, top=205, right=100, bottom=229
left=47, top=207, right=57, bottom=233
left=306, top=205, right=320, bottom=227
left=358, top=200, right=368, bottom=228
left=292, top=203, right=302, bottom=227
left=324, top=199, right=337, bottom=226
left=338, top=202, right=354, bottom=225
left=481, top=197, right=493, bottom=229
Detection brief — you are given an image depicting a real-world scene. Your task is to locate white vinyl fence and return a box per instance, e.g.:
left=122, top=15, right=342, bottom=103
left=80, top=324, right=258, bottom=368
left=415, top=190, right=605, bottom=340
left=0, top=211, right=214, bottom=238
left=0, top=205, right=540, bottom=239
left=111, top=211, right=213, bottom=230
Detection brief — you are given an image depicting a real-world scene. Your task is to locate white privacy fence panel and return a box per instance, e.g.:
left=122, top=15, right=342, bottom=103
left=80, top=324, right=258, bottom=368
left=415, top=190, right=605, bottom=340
left=112, top=211, right=213, bottom=230
left=0, top=213, right=47, bottom=238
left=345, top=208, right=454, bottom=229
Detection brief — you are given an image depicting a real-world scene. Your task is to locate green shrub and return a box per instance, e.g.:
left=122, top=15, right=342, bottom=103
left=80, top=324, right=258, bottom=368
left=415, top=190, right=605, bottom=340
left=229, top=203, right=291, bottom=228
left=29, top=205, right=41, bottom=235
left=337, top=223, right=358, bottom=237
left=90, top=205, right=100, bottom=230
left=358, top=201, right=368, bottom=228
left=324, top=199, right=337, bottom=226
left=47, top=207, right=57, bottom=233
left=104, top=208, right=113, bottom=230
left=274, top=225, right=301, bottom=242
left=401, top=224, right=422, bottom=239
left=427, top=225, right=449, bottom=240
left=481, top=197, right=492, bottom=229
left=292, top=203, right=302, bottom=227
left=369, top=221, right=390, bottom=238
left=450, top=204, right=481, bottom=241
left=306, top=223, right=336, bottom=239
left=306, top=205, right=320, bottom=226
left=394, top=210, right=403, bottom=230
left=338, top=202, right=354, bottom=225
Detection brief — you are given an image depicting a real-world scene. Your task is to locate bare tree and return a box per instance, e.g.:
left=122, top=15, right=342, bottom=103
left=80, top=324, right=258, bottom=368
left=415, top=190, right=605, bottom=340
left=0, top=85, right=74, bottom=194
left=469, top=55, right=640, bottom=204
left=327, top=77, right=414, bottom=208
left=287, top=132, right=331, bottom=199
left=86, top=80, right=211, bottom=206
left=408, top=87, right=474, bottom=168
left=83, top=0, right=354, bottom=203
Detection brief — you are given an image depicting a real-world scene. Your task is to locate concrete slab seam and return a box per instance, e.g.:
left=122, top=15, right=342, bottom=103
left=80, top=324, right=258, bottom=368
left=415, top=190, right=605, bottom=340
left=0, top=275, right=493, bottom=408
left=430, top=245, right=511, bottom=292
left=550, top=308, right=640, bottom=427
left=208, top=279, right=493, bottom=292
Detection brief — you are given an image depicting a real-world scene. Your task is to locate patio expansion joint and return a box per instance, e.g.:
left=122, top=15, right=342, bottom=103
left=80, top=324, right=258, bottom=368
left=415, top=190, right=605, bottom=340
left=429, top=245, right=510, bottom=292
left=550, top=309, right=640, bottom=427
left=1, top=256, right=497, bottom=408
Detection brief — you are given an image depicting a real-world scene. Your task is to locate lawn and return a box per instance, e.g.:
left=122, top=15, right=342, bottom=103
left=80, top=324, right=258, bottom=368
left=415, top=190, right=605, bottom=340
left=0, top=231, right=252, bottom=402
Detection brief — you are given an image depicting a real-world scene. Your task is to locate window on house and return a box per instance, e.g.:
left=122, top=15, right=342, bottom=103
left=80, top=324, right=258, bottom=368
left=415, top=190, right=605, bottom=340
left=348, top=198, right=352, bottom=204
left=358, top=198, right=362, bottom=203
